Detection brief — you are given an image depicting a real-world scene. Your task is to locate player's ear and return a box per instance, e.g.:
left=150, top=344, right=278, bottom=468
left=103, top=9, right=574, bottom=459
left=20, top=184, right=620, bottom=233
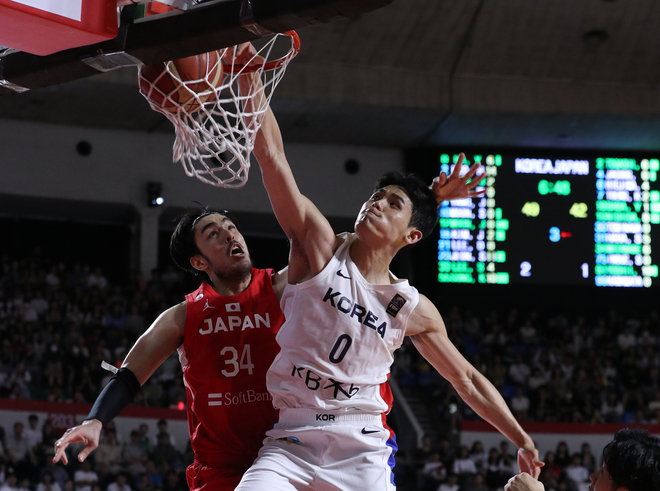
left=190, top=255, right=208, bottom=272
left=404, top=228, right=423, bottom=246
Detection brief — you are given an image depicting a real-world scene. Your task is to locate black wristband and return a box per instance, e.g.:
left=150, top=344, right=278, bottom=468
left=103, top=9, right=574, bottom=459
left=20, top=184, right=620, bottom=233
left=86, top=368, right=140, bottom=425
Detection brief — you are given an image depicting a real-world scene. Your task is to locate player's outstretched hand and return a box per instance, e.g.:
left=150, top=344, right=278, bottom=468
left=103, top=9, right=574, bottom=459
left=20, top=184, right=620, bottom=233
left=505, top=472, right=545, bottom=491
left=53, top=419, right=103, bottom=465
left=430, top=152, right=486, bottom=205
left=517, top=444, right=544, bottom=479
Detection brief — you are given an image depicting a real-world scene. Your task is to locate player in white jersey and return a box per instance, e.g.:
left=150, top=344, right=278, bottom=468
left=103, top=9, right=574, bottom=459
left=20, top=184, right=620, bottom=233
left=232, top=43, right=543, bottom=490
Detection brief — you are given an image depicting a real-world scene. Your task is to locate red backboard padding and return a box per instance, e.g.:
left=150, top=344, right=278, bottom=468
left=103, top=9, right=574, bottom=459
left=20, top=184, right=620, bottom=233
left=0, top=0, right=117, bottom=56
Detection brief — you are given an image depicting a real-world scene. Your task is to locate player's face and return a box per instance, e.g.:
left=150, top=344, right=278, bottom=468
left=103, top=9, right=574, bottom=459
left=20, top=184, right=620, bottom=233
left=589, top=463, right=619, bottom=491
left=355, top=185, right=416, bottom=244
left=192, top=213, right=251, bottom=280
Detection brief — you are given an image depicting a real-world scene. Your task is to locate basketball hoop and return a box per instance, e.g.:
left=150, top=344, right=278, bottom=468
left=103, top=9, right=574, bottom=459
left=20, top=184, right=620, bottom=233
left=138, top=31, right=300, bottom=188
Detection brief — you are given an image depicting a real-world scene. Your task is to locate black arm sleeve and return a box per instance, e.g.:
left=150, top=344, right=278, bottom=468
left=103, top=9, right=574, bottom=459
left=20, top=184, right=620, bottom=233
left=86, top=367, right=141, bottom=425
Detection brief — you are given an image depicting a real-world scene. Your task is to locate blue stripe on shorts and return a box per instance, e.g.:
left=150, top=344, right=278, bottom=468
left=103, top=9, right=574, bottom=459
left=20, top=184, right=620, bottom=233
left=386, top=433, right=398, bottom=486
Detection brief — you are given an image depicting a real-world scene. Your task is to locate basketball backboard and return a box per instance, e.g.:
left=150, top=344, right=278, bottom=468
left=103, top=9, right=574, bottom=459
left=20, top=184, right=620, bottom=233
left=0, top=0, right=395, bottom=96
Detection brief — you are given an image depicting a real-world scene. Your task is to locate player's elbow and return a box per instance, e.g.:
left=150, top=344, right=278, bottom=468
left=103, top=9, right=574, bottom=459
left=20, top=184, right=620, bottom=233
left=450, top=367, right=479, bottom=399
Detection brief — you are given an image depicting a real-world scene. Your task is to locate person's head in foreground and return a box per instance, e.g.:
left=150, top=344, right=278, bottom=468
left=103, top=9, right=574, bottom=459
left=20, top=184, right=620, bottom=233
left=505, top=428, right=660, bottom=491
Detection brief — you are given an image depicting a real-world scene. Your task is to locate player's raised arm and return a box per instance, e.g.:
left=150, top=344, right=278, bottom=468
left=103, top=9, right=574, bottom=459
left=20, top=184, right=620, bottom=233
left=232, top=43, right=336, bottom=283
left=53, top=303, right=186, bottom=465
left=406, top=295, right=544, bottom=478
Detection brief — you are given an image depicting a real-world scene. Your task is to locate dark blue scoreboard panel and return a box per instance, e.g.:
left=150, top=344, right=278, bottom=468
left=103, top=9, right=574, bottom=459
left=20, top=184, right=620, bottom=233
left=430, top=151, right=659, bottom=287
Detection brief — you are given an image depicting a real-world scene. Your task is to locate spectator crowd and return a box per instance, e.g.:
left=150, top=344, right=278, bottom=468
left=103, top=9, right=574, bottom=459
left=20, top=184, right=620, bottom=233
left=0, top=252, right=658, bottom=490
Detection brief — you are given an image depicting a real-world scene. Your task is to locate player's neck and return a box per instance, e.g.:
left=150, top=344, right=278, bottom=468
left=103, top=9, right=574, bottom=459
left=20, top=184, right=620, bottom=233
left=349, top=238, right=396, bottom=284
left=210, top=271, right=252, bottom=296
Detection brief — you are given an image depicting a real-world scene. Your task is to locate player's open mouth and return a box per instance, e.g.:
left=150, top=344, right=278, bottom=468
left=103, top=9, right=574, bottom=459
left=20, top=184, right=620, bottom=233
left=229, top=243, right=245, bottom=256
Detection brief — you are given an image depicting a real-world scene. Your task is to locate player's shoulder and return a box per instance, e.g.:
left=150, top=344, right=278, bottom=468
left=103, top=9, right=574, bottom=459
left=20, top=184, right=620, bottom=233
left=162, top=301, right=187, bottom=331
left=406, top=294, right=443, bottom=336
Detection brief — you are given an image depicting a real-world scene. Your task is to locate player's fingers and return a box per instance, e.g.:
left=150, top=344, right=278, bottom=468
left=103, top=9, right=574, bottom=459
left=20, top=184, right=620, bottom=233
left=468, top=171, right=487, bottom=187
left=53, top=443, right=67, bottom=465
left=463, top=162, right=481, bottom=180
left=78, top=447, right=93, bottom=462
left=450, top=155, right=464, bottom=177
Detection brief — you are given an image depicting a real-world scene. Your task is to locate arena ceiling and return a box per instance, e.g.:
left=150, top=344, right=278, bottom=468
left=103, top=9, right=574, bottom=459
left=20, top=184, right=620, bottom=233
left=2, top=0, right=660, bottom=150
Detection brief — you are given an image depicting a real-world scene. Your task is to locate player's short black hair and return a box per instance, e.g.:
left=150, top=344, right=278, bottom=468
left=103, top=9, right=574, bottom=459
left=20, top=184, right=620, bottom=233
left=169, top=207, right=238, bottom=283
left=373, top=172, right=438, bottom=238
left=603, top=427, right=660, bottom=491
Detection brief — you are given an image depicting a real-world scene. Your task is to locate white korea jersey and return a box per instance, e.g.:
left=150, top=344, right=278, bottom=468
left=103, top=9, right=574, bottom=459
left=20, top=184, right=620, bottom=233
left=267, top=232, right=420, bottom=414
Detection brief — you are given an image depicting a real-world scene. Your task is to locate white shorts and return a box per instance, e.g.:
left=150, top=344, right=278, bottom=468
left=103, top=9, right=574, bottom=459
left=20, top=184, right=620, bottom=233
left=235, top=408, right=398, bottom=491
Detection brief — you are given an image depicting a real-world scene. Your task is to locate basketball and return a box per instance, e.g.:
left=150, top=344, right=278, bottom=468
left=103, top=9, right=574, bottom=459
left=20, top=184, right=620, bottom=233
left=139, top=50, right=223, bottom=114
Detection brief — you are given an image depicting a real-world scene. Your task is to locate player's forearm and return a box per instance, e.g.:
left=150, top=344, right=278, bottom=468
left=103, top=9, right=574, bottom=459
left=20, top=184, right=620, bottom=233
left=456, top=370, right=532, bottom=449
left=254, top=109, right=311, bottom=241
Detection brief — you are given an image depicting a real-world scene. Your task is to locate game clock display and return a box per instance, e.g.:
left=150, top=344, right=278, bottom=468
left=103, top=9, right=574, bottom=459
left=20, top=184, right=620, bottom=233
left=435, top=151, right=660, bottom=287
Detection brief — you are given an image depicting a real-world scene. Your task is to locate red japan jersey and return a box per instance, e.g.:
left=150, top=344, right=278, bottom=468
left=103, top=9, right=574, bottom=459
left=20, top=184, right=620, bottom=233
left=179, top=268, right=284, bottom=468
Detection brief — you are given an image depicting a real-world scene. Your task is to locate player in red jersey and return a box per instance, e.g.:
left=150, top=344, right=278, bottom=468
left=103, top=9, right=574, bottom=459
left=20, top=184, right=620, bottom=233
left=53, top=208, right=287, bottom=491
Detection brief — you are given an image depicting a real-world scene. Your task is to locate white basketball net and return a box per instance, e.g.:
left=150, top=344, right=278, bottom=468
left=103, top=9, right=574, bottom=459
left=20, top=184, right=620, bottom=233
left=138, top=32, right=298, bottom=188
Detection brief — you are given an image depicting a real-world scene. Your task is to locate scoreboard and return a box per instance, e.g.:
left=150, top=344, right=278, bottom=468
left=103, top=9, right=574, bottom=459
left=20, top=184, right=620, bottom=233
left=430, top=150, right=660, bottom=287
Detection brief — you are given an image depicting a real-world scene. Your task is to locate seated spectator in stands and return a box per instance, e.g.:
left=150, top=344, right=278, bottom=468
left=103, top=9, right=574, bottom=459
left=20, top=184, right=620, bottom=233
left=500, top=447, right=519, bottom=483
left=647, top=389, right=660, bottom=415
left=40, top=459, right=69, bottom=490
left=150, top=433, right=179, bottom=472
left=590, top=408, right=605, bottom=424
left=36, top=472, right=62, bottom=491
left=86, top=268, right=107, bottom=290
left=17, top=477, right=30, bottom=491
left=134, top=474, right=154, bottom=491
left=601, top=391, right=624, bottom=423
left=527, top=367, right=547, bottom=392
left=95, top=462, right=114, bottom=490
left=107, top=472, right=131, bottom=491
left=617, top=326, right=636, bottom=351
left=470, top=473, right=489, bottom=491
left=438, top=474, right=459, bottom=491
left=123, top=430, right=148, bottom=476
left=95, top=429, right=122, bottom=474
left=485, top=448, right=504, bottom=490
left=137, top=425, right=150, bottom=454
left=579, top=443, right=595, bottom=475
left=538, top=451, right=561, bottom=491
left=23, top=415, right=42, bottom=452
left=0, top=472, right=18, bottom=491
left=161, top=469, right=184, bottom=491
left=468, top=440, right=487, bottom=475
left=519, top=319, right=538, bottom=344
left=138, top=461, right=161, bottom=490
left=39, top=421, right=58, bottom=460
left=511, top=385, right=530, bottom=421
left=554, top=441, right=571, bottom=468
left=564, top=454, right=589, bottom=491
left=559, top=353, right=575, bottom=381
left=505, top=428, right=660, bottom=491
left=509, top=354, right=531, bottom=386
left=124, top=305, right=146, bottom=336
left=6, top=422, right=35, bottom=480
left=453, top=445, right=477, bottom=489
left=419, top=452, right=446, bottom=491
left=73, top=460, right=98, bottom=491
left=151, top=421, right=175, bottom=448
left=412, top=435, right=435, bottom=471
left=437, top=438, right=455, bottom=472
